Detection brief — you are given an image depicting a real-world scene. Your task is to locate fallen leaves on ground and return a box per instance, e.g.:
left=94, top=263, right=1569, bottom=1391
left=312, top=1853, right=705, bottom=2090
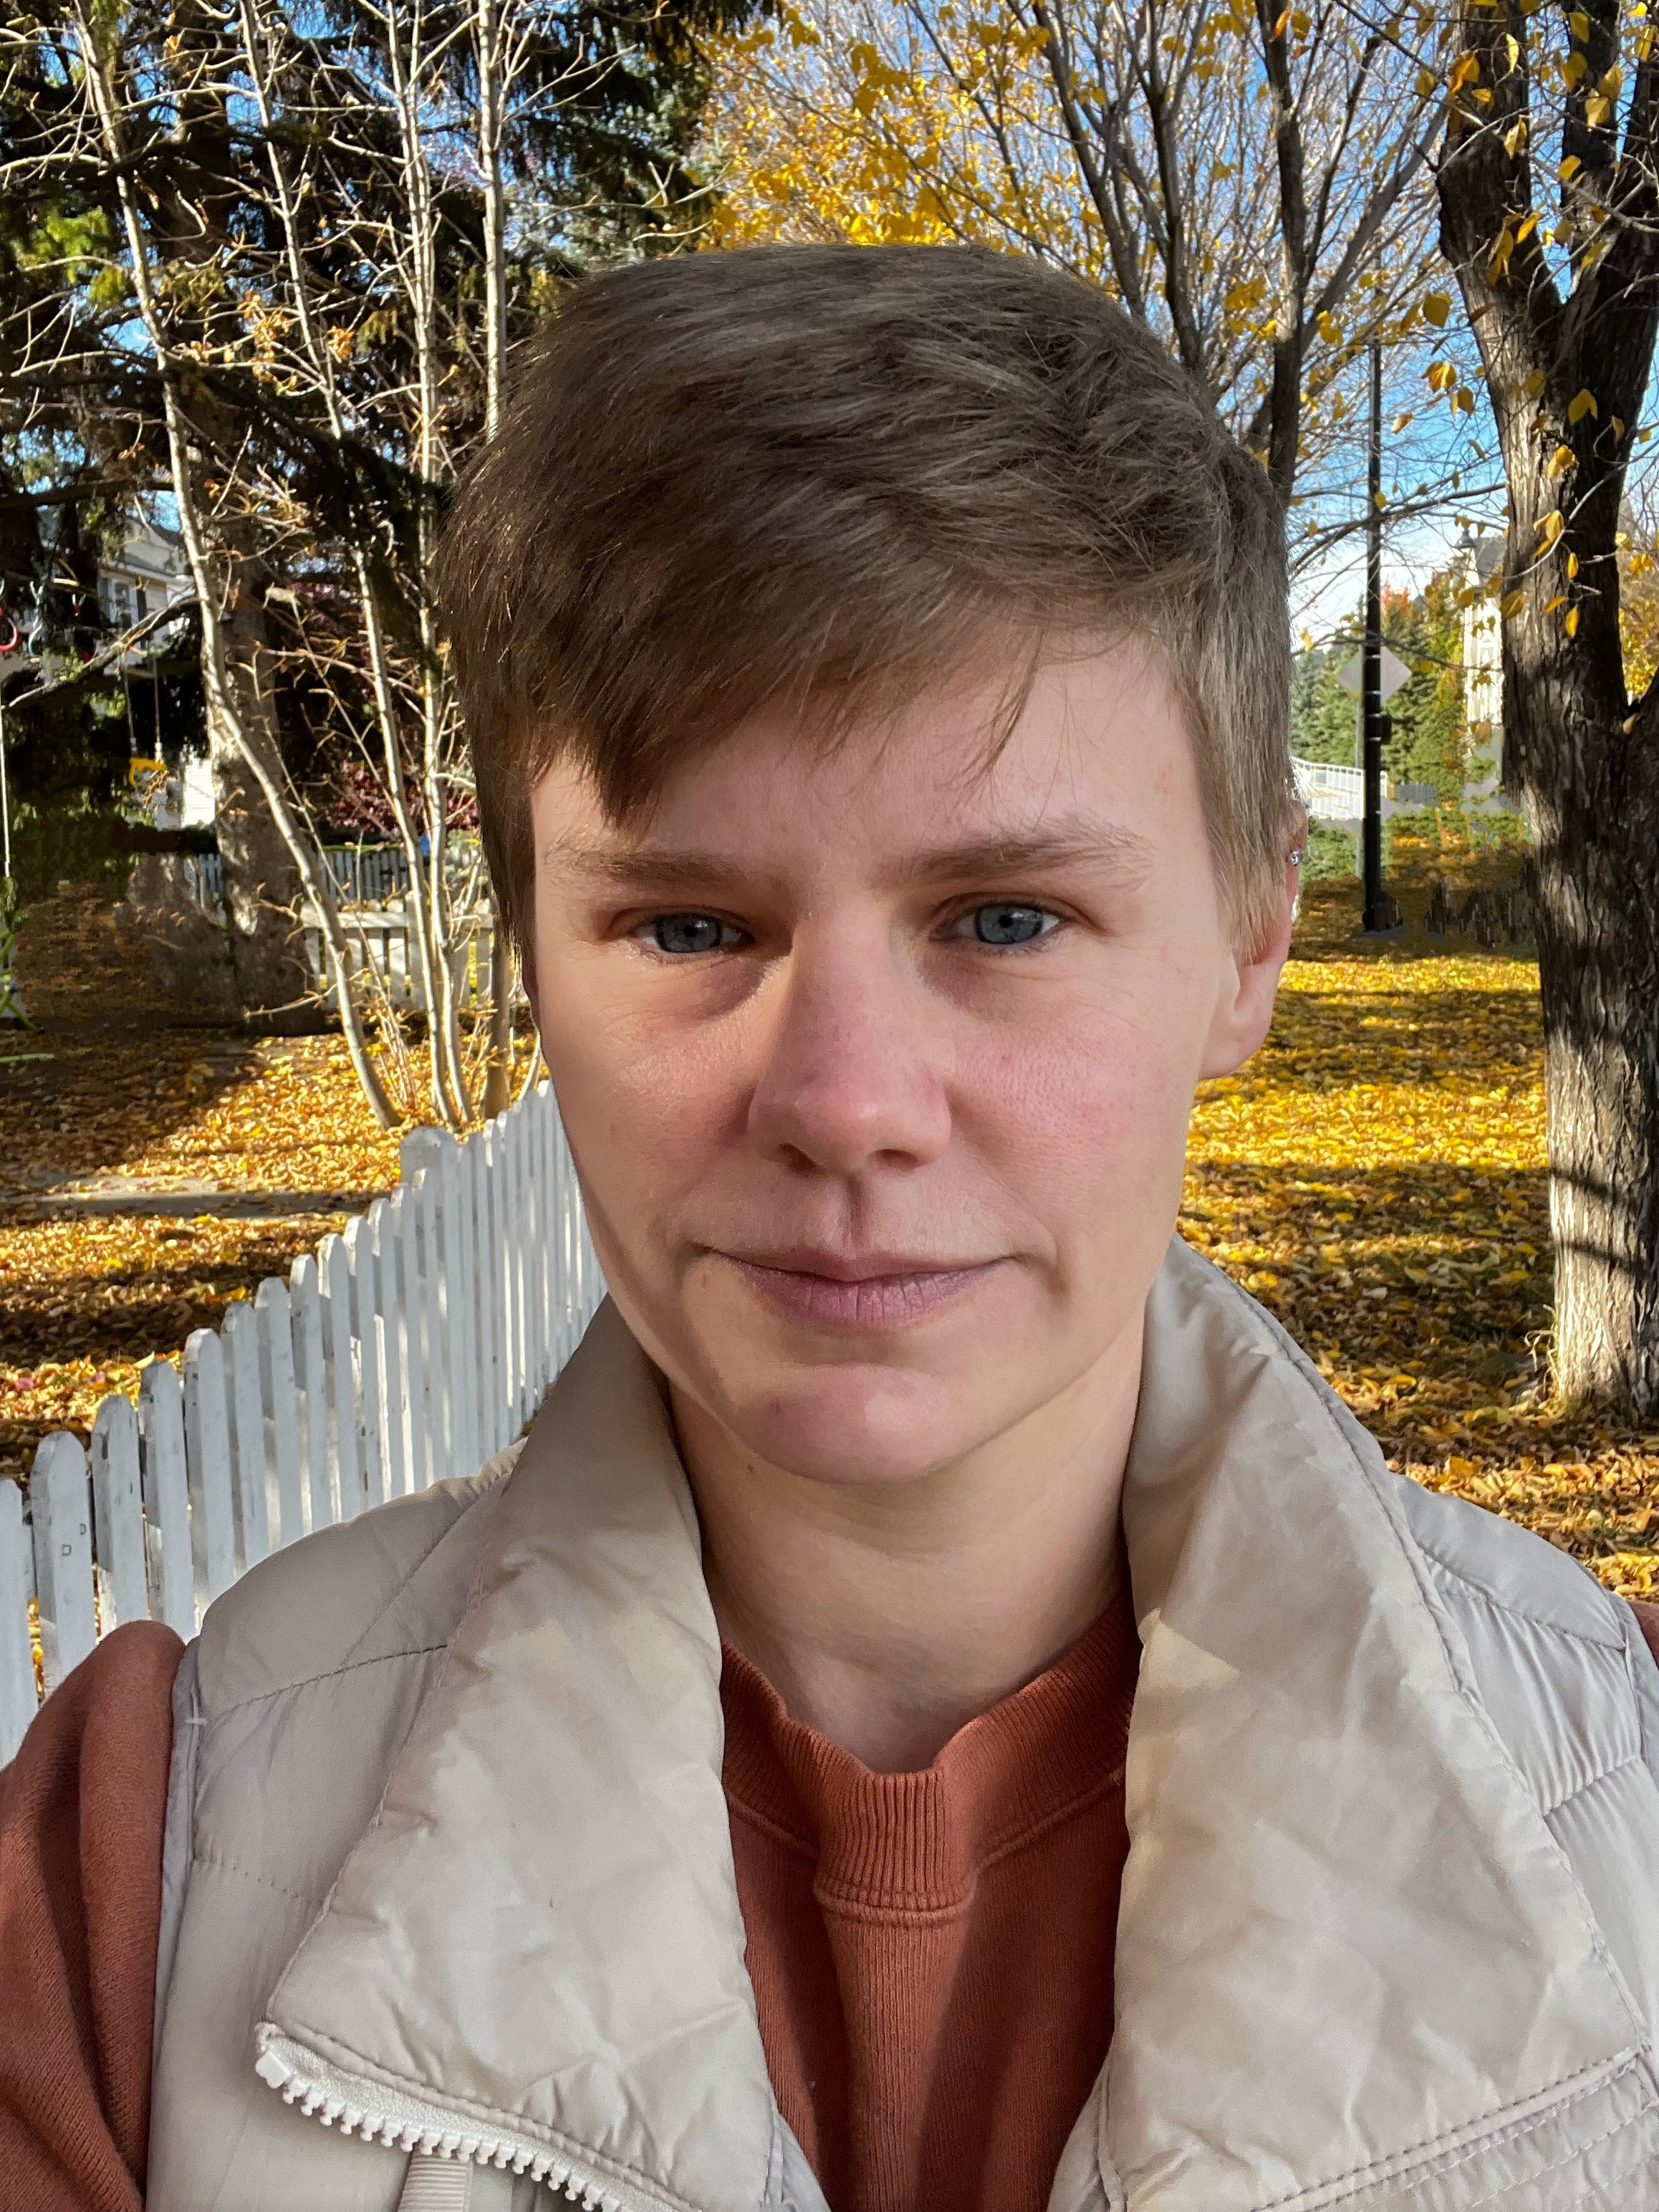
left=0, top=1025, right=536, bottom=1481
left=1183, top=882, right=1658, bottom=1596
left=0, top=1032, right=408, bottom=1204
left=3, top=879, right=1656, bottom=1593
left=1, top=1213, right=365, bottom=1481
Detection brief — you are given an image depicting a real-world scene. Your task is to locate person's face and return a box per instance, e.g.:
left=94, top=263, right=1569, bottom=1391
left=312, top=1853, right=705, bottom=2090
left=526, top=647, right=1293, bottom=1487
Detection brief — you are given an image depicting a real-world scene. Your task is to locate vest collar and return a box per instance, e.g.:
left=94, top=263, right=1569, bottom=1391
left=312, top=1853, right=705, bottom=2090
left=1103, top=1240, right=1645, bottom=2208
left=257, top=1299, right=784, bottom=2212
left=254, top=1241, right=1647, bottom=2212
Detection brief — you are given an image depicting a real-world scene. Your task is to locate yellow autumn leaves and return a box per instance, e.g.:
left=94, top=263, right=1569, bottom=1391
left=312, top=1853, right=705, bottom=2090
left=1183, top=885, right=1658, bottom=1597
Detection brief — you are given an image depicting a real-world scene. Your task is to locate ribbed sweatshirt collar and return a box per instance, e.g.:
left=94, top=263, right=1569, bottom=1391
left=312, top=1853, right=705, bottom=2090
left=718, top=1588, right=1140, bottom=1913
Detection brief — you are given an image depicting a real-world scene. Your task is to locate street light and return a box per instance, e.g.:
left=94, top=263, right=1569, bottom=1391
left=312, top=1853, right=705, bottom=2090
left=1344, top=339, right=1405, bottom=932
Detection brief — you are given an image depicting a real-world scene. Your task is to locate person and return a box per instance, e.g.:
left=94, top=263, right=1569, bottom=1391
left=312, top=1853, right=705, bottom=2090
left=4, top=245, right=1659, bottom=2212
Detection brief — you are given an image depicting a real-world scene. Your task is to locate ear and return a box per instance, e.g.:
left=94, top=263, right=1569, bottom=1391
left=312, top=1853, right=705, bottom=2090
left=1198, top=855, right=1298, bottom=1081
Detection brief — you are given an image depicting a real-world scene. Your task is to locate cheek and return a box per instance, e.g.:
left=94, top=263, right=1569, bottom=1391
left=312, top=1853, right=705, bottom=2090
left=534, top=958, right=751, bottom=1217
left=956, top=955, right=1212, bottom=1215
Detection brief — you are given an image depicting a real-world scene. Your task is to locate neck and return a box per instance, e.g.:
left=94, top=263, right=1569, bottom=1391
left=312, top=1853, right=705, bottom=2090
left=672, top=1331, right=1142, bottom=1773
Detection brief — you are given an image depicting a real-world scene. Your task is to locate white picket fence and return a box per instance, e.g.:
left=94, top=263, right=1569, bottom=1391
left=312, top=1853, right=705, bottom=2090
left=0, top=1079, right=605, bottom=1763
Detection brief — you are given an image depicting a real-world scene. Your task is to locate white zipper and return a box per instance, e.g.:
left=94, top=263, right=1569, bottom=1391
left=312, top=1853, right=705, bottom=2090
left=254, top=2022, right=677, bottom=2212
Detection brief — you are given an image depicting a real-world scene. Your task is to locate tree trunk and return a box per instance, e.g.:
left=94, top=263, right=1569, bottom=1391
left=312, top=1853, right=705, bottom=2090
left=136, top=0, right=314, bottom=1037
left=1506, top=618, right=1659, bottom=1413
left=1486, top=406, right=1659, bottom=1418
left=1435, top=0, right=1659, bottom=1420
left=208, top=554, right=315, bottom=1032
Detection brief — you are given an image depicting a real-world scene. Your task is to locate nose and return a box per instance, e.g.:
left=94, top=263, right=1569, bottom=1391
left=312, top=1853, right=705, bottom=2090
left=747, top=928, right=951, bottom=1177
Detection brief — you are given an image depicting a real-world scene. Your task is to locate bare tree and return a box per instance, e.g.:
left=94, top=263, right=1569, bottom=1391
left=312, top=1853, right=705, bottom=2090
left=710, top=0, right=1439, bottom=510
left=71, top=0, right=395, bottom=1105
left=476, top=0, right=521, bottom=1117
left=8, top=0, right=737, bottom=1125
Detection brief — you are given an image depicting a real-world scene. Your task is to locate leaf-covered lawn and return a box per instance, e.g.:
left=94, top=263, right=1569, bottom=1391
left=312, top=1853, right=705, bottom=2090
left=3, top=880, right=1656, bottom=1589
left=0, top=1033, right=409, bottom=1484
left=1184, top=884, right=1658, bottom=1595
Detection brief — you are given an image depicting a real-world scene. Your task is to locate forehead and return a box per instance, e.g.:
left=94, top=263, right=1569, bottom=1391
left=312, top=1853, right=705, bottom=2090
left=533, top=646, right=1205, bottom=882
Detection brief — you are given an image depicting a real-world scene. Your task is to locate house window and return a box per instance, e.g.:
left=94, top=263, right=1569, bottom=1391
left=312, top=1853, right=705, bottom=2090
left=105, top=576, right=133, bottom=626
left=135, top=587, right=148, bottom=618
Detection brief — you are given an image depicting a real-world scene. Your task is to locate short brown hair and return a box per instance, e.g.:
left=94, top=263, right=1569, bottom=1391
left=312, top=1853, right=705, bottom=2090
left=438, top=244, right=1294, bottom=949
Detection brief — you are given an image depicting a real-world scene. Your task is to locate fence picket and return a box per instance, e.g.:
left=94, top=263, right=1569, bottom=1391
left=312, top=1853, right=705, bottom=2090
left=414, top=1169, right=448, bottom=1483
left=140, top=1362, right=195, bottom=1637
left=510, top=1102, right=529, bottom=1427
left=400, top=1175, right=431, bottom=1491
left=374, top=1196, right=408, bottom=1500
left=466, top=1135, right=491, bottom=1458
left=346, top=1215, right=385, bottom=1513
left=526, top=1102, right=546, bottom=1406
left=473, top=1121, right=494, bottom=1454
left=461, top=1135, right=481, bottom=1473
left=221, top=1299, right=269, bottom=1572
left=528, top=1086, right=548, bottom=1400
left=437, top=1138, right=472, bottom=1481
left=539, top=1087, right=557, bottom=1389
left=183, top=1330, right=239, bottom=1610
left=0, top=1481, right=34, bottom=1763
left=320, top=1235, right=363, bottom=1521
left=32, top=1433, right=95, bottom=1693
left=255, top=1277, right=304, bottom=1549
left=524, top=1102, right=539, bottom=1410
left=510, top=1105, right=527, bottom=1426
left=497, top=1110, right=516, bottom=1435
left=548, top=1117, right=567, bottom=1370
left=498, top=1111, right=516, bottom=1441
left=518, top=1097, right=537, bottom=1414
left=91, top=1395, right=147, bottom=1628
left=491, top=1117, right=511, bottom=1453
left=290, top=1255, right=332, bottom=1531
left=452, top=1133, right=478, bottom=1478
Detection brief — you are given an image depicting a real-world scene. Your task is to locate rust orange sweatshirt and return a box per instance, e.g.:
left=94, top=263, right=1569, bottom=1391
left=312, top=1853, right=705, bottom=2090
left=723, top=1592, right=1138, bottom=2210
left=0, top=1595, right=1140, bottom=2212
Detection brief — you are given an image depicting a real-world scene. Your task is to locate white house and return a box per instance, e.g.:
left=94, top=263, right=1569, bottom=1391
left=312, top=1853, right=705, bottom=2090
left=97, top=513, right=191, bottom=637
left=1455, top=538, right=1511, bottom=814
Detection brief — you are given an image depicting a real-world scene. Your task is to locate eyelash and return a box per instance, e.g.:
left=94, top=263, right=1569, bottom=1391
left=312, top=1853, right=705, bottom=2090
left=633, top=903, right=1065, bottom=956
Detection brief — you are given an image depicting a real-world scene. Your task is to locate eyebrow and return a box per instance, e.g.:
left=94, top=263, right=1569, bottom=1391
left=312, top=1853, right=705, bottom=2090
left=898, top=827, right=1155, bottom=886
left=543, top=820, right=1156, bottom=893
left=544, top=846, right=746, bottom=893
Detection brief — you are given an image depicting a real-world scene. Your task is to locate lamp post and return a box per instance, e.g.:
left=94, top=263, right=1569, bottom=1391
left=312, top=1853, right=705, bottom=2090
left=1361, top=337, right=1400, bottom=933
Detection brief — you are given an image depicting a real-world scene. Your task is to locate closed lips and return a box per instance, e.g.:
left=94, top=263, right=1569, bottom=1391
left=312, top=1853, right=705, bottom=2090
left=723, top=1252, right=1004, bottom=1327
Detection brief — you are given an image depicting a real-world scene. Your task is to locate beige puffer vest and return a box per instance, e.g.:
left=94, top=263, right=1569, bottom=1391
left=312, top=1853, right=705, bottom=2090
left=147, top=1239, right=1659, bottom=2212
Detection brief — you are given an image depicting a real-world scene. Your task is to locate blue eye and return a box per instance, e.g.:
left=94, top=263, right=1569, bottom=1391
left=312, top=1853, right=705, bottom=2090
left=971, top=903, right=1054, bottom=946
left=648, top=913, right=738, bottom=954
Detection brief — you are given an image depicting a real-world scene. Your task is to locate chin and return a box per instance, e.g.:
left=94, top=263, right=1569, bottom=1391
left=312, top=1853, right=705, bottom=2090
left=718, top=1360, right=994, bottom=1486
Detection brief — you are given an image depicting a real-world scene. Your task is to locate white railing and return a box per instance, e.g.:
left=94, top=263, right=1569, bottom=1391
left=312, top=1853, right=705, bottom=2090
left=1291, top=755, right=1442, bottom=820
left=0, top=1080, right=605, bottom=1762
left=302, top=912, right=499, bottom=1016
left=1292, top=756, right=1367, bottom=814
